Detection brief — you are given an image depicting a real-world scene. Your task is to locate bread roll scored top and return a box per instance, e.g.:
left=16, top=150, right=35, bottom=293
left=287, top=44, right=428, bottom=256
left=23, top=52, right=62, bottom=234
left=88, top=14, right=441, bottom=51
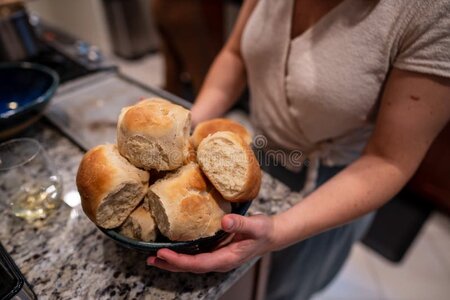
left=119, top=204, right=157, bottom=242
left=191, top=118, right=252, bottom=149
left=117, top=98, right=191, bottom=171
left=76, top=144, right=149, bottom=229
left=197, top=131, right=261, bottom=202
left=148, top=162, right=231, bottom=241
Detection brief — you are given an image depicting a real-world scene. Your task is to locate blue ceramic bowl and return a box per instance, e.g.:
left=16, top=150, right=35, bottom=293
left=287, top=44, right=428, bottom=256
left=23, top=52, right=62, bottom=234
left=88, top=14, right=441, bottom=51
left=0, top=62, right=59, bottom=140
left=99, top=201, right=253, bottom=255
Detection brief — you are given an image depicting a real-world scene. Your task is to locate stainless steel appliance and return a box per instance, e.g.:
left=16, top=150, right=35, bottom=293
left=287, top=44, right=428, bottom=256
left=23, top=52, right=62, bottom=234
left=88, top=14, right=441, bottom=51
left=102, top=0, right=158, bottom=59
left=0, top=2, right=39, bottom=61
left=26, top=24, right=114, bottom=83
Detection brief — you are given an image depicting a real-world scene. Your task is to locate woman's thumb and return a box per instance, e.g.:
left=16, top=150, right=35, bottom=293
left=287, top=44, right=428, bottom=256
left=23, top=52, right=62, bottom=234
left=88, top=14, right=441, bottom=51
left=222, top=214, right=261, bottom=236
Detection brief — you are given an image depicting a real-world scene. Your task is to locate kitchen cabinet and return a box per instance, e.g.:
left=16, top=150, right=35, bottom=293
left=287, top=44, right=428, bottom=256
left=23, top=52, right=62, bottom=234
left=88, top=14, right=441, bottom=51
left=221, top=254, right=271, bottom=300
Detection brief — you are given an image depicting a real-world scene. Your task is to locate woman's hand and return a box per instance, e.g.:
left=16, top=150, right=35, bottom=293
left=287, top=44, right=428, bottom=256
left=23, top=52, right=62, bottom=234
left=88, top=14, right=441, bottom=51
left=147, top=213, right=277, bottom=273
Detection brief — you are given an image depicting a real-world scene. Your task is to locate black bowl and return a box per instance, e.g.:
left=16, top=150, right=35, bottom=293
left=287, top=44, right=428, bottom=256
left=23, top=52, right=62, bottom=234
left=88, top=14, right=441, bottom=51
left=99, top=201, right=252, bottom=255
left=0, top=62, right=59, bottom=140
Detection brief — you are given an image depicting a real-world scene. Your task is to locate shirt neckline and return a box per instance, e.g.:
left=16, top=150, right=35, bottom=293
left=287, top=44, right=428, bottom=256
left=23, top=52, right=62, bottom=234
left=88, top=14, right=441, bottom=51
left=289, top=0, right=350, bottom=44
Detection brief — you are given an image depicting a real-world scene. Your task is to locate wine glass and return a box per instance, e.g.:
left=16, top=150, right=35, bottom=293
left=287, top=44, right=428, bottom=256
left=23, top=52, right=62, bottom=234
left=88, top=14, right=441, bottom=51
left=0, top=138, right=62, bottom=221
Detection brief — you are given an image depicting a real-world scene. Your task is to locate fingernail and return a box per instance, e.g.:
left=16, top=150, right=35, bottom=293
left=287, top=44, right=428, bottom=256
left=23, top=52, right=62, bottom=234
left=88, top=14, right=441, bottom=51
left=224, top=218, right=234, bottom=230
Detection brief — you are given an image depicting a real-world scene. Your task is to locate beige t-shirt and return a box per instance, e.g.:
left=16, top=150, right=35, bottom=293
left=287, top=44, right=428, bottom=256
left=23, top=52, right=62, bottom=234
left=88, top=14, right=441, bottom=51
left=241, top=0, right=450, bottom=171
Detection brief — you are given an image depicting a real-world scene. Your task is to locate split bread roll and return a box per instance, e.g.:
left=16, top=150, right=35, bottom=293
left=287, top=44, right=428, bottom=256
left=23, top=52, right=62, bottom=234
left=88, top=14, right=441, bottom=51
left=191, top=118, right=252, bottom=149
left=148, top=162, right=231, bottom=241
left=117, top=98, right=191, bottom=171
left=119, top=203, right=157, bottom=242
left=76, top=144, right=149, bottom=229
left=197, top=131, right=261, bottom=202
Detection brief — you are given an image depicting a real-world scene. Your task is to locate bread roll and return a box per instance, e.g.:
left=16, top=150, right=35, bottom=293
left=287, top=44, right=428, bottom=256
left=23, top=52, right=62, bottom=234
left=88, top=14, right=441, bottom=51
left=191, top=118, right=252, bottom=149
left=119, top=203, right=157, bottom=242
left=117, top=98, right=191, bottom=171
left=76, top=144, right=149, bottom=229
left=147, top=163, right=231, bottom=241
left=197, top=131, right=261, bottom=202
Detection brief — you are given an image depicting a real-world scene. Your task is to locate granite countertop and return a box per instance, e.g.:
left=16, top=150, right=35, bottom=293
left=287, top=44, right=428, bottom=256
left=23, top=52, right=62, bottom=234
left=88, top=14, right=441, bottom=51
left=0, top=121, right=301, bottom=300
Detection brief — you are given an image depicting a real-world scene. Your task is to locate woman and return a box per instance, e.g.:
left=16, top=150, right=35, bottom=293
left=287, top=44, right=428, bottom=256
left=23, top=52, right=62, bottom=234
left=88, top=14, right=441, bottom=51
left=147, top=0, right=450, bottom=299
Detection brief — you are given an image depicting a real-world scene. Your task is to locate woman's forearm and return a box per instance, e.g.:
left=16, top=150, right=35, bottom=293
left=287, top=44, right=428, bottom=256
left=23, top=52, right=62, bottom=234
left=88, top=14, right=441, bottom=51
left=271, top=154, right=412, bottom=250
left=191, top=48, right=247, bottom=125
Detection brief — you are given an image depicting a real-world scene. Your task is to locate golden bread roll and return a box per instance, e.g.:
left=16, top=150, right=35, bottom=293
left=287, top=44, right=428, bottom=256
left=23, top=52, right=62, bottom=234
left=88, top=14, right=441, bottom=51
left=147, top=162, right=231, bottom=241
left=76, top=144, right=149, bottom=229
left=117, top=98, right=191, bottom=171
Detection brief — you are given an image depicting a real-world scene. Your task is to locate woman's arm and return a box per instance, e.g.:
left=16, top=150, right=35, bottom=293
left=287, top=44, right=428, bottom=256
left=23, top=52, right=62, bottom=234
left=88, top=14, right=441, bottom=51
left=190, top=0, right=258, bottom=126
left=273, top=69, right=450, bottom=248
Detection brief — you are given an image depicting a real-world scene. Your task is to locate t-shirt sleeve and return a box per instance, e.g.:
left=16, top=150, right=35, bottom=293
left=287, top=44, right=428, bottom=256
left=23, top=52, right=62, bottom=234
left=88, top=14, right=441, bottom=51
left=394, top=1, right=450, bottom=79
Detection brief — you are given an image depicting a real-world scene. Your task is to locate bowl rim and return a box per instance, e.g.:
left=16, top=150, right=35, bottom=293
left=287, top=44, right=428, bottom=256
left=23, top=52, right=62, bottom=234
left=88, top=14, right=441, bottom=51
left=0, top=62, right=60, bottom=119
left=99, top=200, right=253, bottom=251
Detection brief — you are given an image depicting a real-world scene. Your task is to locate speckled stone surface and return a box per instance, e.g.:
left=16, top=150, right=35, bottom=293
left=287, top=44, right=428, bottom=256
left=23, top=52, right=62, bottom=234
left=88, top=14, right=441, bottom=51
left=0, top=121, right=300, bottom=300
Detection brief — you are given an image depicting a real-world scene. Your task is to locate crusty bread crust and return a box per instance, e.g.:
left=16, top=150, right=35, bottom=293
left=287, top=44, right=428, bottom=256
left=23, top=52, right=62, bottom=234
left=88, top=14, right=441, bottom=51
left=191, top=118, right=252, bottom=149
left=119, top=204, right=157, bottom=242
left=148, top=163, right=231, bottom=241
left=183, top=140, right=197, bottom=164
left=117, top=98, right=191, bottom=171
left=76, top=144, right=149, bottom=228
left=197, top=131, right=261, bottom=202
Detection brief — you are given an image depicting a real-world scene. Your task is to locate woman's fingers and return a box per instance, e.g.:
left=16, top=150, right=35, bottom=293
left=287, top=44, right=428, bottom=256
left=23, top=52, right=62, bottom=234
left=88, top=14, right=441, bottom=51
left=151, top=246, right=240, bottom=273
left=147, top=256, right=183, bottom=272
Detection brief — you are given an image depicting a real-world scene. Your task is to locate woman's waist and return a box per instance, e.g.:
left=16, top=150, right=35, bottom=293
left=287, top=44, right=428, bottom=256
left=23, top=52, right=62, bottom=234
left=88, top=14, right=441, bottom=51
left=253, top=124, right=374, bottom=171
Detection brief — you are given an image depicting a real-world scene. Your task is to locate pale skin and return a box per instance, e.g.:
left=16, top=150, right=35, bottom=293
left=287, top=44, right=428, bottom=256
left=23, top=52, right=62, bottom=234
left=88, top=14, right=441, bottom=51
left=147, top=0, right=450, bottom=273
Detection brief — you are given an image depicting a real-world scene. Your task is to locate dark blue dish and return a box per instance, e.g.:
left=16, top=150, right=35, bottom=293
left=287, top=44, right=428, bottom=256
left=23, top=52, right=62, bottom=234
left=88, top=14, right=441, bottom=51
left=0, top=62, right=59, bottom=140
left=99, top=200, right=253, bottom=255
